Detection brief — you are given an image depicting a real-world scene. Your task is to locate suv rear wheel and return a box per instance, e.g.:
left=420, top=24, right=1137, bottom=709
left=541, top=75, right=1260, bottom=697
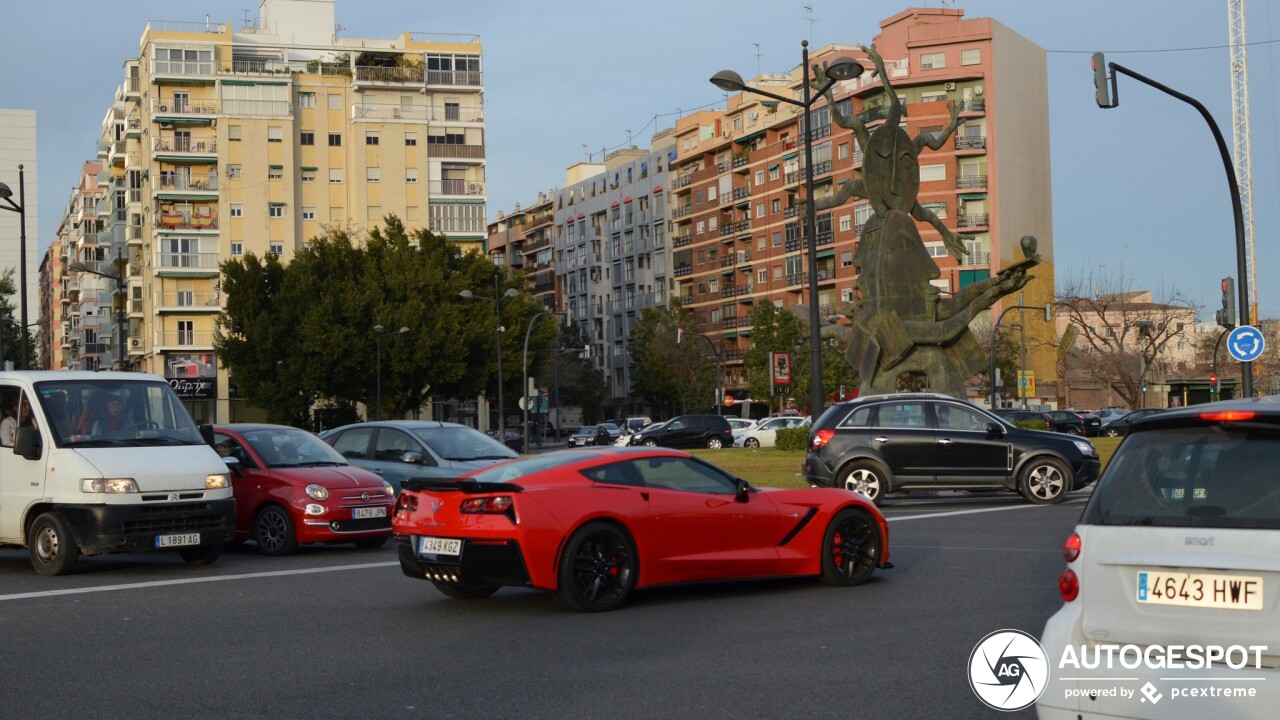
left=840, top=460, right=887, bottom=506
left=1018, top=456, right=1069, bottom=504
left=706, top=436, right=724, bottom=449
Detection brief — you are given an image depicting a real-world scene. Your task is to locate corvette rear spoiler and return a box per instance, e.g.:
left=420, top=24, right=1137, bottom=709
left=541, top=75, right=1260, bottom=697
left=401, top=479, right=525, bottom=494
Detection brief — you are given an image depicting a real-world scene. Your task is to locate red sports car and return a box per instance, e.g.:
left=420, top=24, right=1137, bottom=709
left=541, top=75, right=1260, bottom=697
left=212, top=424, right=395, bottom=555
left=392, top=447, right=891, bottom=611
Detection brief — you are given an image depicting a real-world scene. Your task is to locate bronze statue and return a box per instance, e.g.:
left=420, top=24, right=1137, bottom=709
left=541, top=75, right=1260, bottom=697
left=810, top=45, right=1038, bottom=399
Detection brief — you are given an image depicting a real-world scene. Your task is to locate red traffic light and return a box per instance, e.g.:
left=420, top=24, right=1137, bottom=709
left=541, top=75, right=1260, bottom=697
left=1210, top=372, right=1218, bottom=383
left=1222, top=279, right=1229, bottom=293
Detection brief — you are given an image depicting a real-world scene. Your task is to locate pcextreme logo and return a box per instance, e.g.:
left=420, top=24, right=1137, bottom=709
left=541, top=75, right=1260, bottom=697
left=968, top=629, right=1050, bottom=711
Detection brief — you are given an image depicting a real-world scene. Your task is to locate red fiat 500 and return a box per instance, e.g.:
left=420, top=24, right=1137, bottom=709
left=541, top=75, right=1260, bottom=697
left=212, top=424, right=394, bottom=556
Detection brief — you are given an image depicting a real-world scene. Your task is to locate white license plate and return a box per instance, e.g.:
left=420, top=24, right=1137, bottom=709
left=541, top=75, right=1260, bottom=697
left=352, top=506, right=387, bottom=519
left=156, top=533, right=201, bottom=548
left=1137, top=570, right=1264, bottom=611
left=419, top=536, right=462, bottom=557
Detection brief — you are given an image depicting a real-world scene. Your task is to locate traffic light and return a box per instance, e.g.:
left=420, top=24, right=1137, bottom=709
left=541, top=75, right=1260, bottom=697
left=1215, top=277, right=1237, bottom=329
left=1091, top=52, right=1112, bottom=108
left=838, top=385, right=847, bottom=401
left=1142, top=384, right=1148, bottom=394
left=676, top=328, right=684, bottom=344
left=1209, top=372, right=1219, bottom=395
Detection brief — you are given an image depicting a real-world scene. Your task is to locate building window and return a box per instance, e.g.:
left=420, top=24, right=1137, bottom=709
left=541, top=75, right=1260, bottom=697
left=269, top=243, right=284, bottom=256
left=177, top=320, right=194, bottom=346
left=366, top=132, right=379, bottom=145
left=230, top=203, right=243, bottom=218
left=230, top=242, right=243, bottom=256
left=771, top=199, right=781, bottom=214
left=755, top=170, right=764, bottom=185
left=302, top=206, right=315, bottom=220
left=227, top=165, right=242, bottom=179
left=268, top=127, right=283, bottom=143
left=301, top=170, right=316, bottom=183
left=922, top=201, right=947, bottom=218
left=228, top=125, right=242, bottom=142
left=299, top=92, right=315, bottom=109
left=405, top=132, right=418, bottom=146
left=300, top=131, right=314, bottom=145
left=328, top=132, right=342, bottom=146
left=838, top=142, right=848, bottom=159
left=328, top=93, right=341, bottom=109
left=772, top=232, right=782, bottom=247
left=367, top=167, right=380, bottom=183
left=268, top=167, right=283, bottom=180
left=919, top=164, right=946, bottom=182
left=269, top=205, right=284, bottom=218
left=406, top=168, right=418, bottom=183
left=329, top=169, right=343, bottom=183
left=841, top=251, right=854, bottom=267
left=961, top=48, right=981, bottom=66
left=920, top=52, right=946, bottom=70
left=769, top=167, right=780, bottom=181
left=757, top=269, right=767, bottom=284
left=839, top=215, right=851, bottom=232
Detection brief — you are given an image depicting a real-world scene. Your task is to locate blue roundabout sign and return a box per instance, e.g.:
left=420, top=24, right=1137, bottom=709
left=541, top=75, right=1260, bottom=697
left=1226, top=325, right=1266, bottom=363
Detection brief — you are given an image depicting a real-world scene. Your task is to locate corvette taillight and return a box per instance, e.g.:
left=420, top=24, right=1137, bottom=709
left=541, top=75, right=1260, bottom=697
left=811, top=428, right=836, bottom=450
left=1063, top=532, right=1081, bottom=562
left=395, top=493, right=418, bottom=514
left=460, top=496, right=513, bottom=514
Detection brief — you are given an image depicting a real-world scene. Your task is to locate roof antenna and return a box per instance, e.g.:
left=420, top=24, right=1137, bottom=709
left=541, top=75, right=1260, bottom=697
left=753, top=43, right=762, bottom=77
left=803, top=5, right=815, bottom=44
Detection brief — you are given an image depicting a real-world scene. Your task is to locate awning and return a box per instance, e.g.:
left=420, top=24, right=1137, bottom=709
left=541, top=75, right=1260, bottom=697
left=724, top=332, right=737, bottom=339
left=566, top=216, right=575, bottom=223
left=611, top=201, right=620, bottom=208
left=768, top=163, right=779, bottom=170
left=301, top=166, right=318, bottom=171
left=652, top=185, right=663, bottom=193
left=623, top=196, right=633, bottom=203
left=734, top=130, right=765, bottom=144
left=577, top=212, right=586, bottom=220
left=815, top=248, right=836, bottom=259
left=781, top=151, right=798, bottom=161
left=269, top=164, right=283, bottom=169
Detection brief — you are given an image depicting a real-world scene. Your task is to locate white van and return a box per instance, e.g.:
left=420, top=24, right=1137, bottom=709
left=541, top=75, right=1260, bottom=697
left=0, top=372, right=235, bottom=575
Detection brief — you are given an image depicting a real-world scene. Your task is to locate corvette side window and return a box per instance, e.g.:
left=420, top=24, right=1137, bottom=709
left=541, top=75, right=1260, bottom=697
left=630, top=457, right=735, bottom=495
left=581, top=461, right=641, bottom=487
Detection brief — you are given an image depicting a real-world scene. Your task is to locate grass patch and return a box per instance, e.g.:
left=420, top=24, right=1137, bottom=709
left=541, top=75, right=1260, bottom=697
left=692, top=436, right=1123, bottom=490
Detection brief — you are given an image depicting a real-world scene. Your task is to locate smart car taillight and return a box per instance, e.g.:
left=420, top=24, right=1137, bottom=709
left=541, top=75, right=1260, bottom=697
left=811, top=428, right=836, bottom=450
left=1063, top=532, right=1081, bottom=562
left=1059, top=568, right=1079, bottom=602
left=460, top=496, right=513, bottom=514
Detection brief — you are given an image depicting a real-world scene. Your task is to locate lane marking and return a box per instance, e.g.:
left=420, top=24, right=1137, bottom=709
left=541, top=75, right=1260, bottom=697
left=0, top=560, right=398, bottom=602
left=886, top=501, right=1083, bottom=523
left=891, top=544, right=1058, bottom=554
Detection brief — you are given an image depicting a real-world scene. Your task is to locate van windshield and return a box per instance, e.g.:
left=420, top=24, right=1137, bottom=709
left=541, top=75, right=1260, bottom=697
left=34, top=380, right=203, bottom=448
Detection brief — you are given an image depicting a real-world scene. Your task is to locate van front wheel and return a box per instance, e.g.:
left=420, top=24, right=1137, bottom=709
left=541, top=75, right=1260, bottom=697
left=29, top=512, right=81, bottom=576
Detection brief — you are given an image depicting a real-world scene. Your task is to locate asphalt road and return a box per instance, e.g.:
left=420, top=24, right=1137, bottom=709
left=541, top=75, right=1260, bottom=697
left=0, top=491, right=1087, bottom=720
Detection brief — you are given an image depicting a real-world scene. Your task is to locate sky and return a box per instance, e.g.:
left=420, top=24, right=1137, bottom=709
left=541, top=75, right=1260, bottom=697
left=2, top=0, right=1277, bottom=320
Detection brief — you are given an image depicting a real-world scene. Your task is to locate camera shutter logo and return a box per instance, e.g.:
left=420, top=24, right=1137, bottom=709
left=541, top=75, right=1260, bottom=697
left=968, top=629, right=1049, bottom=711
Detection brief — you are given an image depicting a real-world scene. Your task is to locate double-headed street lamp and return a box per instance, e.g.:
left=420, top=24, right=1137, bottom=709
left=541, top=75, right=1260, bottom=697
left=522, top=311, right=567, bottom=453
left=461, top=277, right=519, bottom=440
left=373, top=324, right=410, bottom=421
left=69, top=251, right=128, bottom=370
left=0, top=165, right=30, bottom=369
left=712, top=43, right=864, bottom=416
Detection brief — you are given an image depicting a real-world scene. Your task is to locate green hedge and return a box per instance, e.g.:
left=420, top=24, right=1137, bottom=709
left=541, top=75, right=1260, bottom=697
left=1013, top=419, right=1050, bottom=431
left=775, top=427, right=809, bottom=452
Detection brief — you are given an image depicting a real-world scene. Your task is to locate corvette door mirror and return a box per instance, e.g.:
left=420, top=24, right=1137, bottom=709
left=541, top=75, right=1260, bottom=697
left=986, top=422, right=1004, bottom=438
left=735, top=479, right=752, bottom=503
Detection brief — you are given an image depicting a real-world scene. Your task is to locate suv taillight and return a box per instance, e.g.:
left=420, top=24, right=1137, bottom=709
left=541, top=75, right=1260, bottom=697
left=811, top=428, right=836, bottom=450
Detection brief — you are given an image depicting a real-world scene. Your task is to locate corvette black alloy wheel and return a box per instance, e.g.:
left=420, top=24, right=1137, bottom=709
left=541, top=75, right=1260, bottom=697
left=820, top=509, right=880, bottom=586
left=556, top=522, right=636, bottom=612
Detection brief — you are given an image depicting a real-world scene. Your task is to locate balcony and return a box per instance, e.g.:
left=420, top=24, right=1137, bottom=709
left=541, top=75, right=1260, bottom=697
left=721, top=284, right=752, bottom=298
left=961, top=251, right=991, bottom=267
left=153, top=136, right=217, bottom=157
left=735, top=220, right=751, bottom=234
left=784, top=206, right=801, bottom=219
left=732, top=155, right=749, bottom=172
left=672, top=234, right=693, bottom=248
left=719, top=224, right=735, bottom=237
left=957, top=99, right=986, bottom=114
left=155, top=330, right=215, bottom=349
left=956, top=175, right=988, bottom=189
left=155, top=291, right=221, bottom=310
left=155, top=251, right=220, bottom=274
left=785, top=237, right=802, bottom=253
left=152, top=98, right=218, bottom=116
left=955, top=136, right=987, bottom=151
left=717, top=161, right=730, bottom=173
left=353, top=64, right=425, bottom=89
left=733, top=186, right=751, bottom=202
left=427, top=69, right=483, bottom=87
left=784, top=171, right=799, bottom=186
left=425, top=143, right=485, bottom=160
left=673, top=174, right=694, bottom=189
left=673, top=264, right=692, bottom=278
left=786, top=272, right=806, bottom=288
left=815, top=267, right=837, bottom=284
left=722, top=349, right=745, bottom=362
left=809, top=160, right=832, bottom=177
left=673, top=205, right=693, bottom=219
left=957, top=213, right=989, bottom=228
left=156, top=209, right=218, bottom=232
left=431, top=179, right=485, bottom=196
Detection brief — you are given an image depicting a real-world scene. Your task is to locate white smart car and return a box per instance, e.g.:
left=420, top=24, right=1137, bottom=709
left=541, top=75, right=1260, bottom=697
left=1038, top=398, right=1280, bottom=719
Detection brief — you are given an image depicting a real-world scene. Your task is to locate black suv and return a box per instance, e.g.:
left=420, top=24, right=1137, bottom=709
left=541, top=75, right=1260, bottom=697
left=631, top=414, right=734, bottom=449
left=804, top=393, right=1101, bottom=505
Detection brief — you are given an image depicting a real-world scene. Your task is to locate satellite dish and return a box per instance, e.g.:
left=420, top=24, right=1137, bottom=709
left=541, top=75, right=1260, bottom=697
left=974, top=85, right=984, bottom=96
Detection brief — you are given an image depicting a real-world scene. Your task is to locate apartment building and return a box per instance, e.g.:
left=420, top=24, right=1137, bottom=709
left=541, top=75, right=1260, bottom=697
left=671, top=7, right=1055, bottom=401
left=550, top=135, right=675, bottom=416
left=486, top=191, right=558, bottom=311
left=47, top=0, right=485, bottom=421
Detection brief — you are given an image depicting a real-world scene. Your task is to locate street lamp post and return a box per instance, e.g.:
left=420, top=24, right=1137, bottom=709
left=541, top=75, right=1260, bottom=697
left=461, top=277, right=519, bottom=441
left=712, top=44, right=864, bottom=416
left=988, top=303, right=1051, bottom=410
left=0, top=165, right=30, bottom=369
left=373, top=324, right=410, bottom=421
left=522, top=311, right=567, bottom=453
left=69, top=250, right=128, bottom=370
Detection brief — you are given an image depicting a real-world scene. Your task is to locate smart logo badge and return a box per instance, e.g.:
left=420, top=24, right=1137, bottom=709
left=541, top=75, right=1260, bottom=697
left=968, top=629, right=1050, bottom=711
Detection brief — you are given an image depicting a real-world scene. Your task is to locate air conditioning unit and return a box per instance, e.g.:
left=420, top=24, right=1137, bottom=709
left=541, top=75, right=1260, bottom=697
left=944, top=82, right=956, bottom=91
left=722, top=131, right=731, bottom=138
left=158, top=104, right=168, bottom=112
left=468, top=182, right=482, bottom=194
left=130, top=338, right=142, bottom=349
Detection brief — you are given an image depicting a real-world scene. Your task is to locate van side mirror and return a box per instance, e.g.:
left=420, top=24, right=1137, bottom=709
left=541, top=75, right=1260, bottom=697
left=986, top=422, right=1005, bottom=438
left=14, top=427, right=41, bottom=461
left=222, top=456, right=244, bottom=478
left=199, top=424, right=216, bottom=446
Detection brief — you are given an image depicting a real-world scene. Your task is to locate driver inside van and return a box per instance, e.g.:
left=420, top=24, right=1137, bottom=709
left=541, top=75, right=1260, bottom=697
left=76, top=392, right=132, bottom=436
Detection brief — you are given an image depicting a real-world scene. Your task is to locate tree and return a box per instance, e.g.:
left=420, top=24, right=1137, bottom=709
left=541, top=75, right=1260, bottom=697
left=0, top=269, right=38, bottom=369
left=629, top=303, right=715, bottom=416
left=216, top=217, right=559, bottom=424
left=743, top=303, right=857, bottom=411
left=1055, top=267, right=1198, bottom=409
left=535, top=321, right=606, bottom=423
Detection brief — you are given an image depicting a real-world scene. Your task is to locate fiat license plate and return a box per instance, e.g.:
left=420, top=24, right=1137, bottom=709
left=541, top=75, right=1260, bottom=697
left=352, top=506, right=387, bottom=519
left=155, top=533, right=201, bottom=548
left=1137, top=570, right=1263, bottom=611
left=419, top=536, right=462, bottom=556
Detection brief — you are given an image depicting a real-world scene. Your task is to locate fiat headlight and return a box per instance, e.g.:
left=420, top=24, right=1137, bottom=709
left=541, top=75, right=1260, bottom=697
left=382, top=482, right=394, bottom=497
left=206, top=473, right=230, bottom=489
left=82, top=478, right=139, bottom=494
left=305, top=484, right=329, bottom=501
